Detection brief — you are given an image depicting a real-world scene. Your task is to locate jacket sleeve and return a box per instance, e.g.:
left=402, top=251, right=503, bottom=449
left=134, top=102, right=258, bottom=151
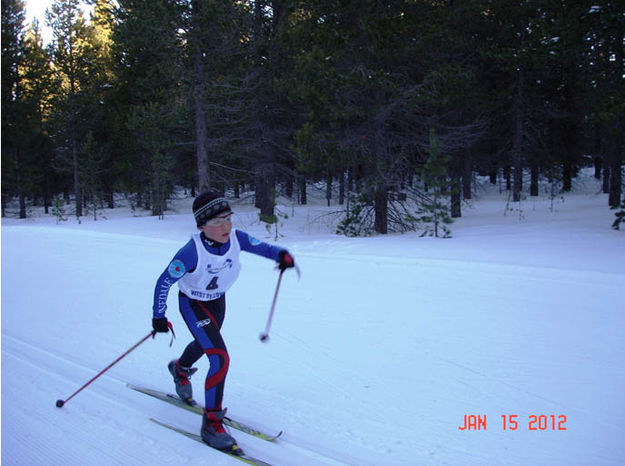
left=152, top=239, right=198, bottom=318
left=235, top=229, right=285, bottom=262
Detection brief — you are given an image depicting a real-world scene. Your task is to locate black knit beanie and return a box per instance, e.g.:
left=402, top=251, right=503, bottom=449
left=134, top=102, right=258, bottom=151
left=192, top=190, right=231, bottom=227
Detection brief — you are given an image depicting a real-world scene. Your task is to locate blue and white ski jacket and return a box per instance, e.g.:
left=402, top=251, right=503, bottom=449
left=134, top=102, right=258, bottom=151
left=153, top=229, right=283, bottom=318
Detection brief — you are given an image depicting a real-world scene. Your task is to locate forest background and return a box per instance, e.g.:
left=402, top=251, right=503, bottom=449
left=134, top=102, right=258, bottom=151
left=2, top=0, right=624, bottom=236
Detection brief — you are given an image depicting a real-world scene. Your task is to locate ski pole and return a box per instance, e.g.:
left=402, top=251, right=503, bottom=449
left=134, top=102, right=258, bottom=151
left=56, top=330, right=155, bottom=408
left=259, top=269, right=285, bottom=343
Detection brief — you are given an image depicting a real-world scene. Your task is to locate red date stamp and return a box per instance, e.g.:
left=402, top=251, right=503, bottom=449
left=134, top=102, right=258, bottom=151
left=458, top=414, right=567, bottom=431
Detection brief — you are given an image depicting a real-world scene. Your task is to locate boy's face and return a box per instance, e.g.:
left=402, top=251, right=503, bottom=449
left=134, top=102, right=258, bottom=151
left=199, top=212, right=233, bottom=243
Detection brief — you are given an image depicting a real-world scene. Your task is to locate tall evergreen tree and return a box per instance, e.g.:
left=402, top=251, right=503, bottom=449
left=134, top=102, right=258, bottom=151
left=186, top=0, right=250, bottom=193
left=2, top=1, right=56, bottom=217
left=481, top=0, right=541, bottom=203
left=1, top=0, right=26, bottom=216
left=113, top=0, right=187, bottom=216
left=18, top=21, right=56, bottom=211
left=284, top=1, right=346, bottom=205
left=584, top=1, right=624, bottom=209
left=417, top=130, right=452, bottom=238
left=232, top=0, right=299, bottom=223
left=46, top=0, right=93, bottom=217
left=85, top=0, right=117, bottom=207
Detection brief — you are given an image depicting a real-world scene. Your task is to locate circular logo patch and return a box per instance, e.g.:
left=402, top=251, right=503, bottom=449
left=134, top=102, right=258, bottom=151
left=168, top=259, right=186, bottom=278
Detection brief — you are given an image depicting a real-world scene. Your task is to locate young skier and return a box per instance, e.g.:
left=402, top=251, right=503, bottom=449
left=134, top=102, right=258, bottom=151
left=151, top=190, right=295, bottom=451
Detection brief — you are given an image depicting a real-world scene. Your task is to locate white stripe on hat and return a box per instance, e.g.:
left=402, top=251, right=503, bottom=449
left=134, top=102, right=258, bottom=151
left=194, top=197, right=226, bottom=216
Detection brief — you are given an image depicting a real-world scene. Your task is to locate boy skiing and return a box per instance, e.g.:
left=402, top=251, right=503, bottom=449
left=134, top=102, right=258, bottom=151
left=151, top=190, right=295, bottom=451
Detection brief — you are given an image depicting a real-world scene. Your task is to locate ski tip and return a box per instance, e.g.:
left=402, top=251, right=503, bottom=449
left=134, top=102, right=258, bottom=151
left=264, top=430, right=283, bottom=442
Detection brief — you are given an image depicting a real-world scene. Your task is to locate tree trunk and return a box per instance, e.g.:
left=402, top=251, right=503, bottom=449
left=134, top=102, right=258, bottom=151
left=609, top=161, right=622, bottom=208
left=504, top=165, right=511, bottom=191
left=562, top=160, right=572, bottom=192
left=462, top=153, right=472, bottom=200
left=193, top=62, right=209, bottom=191
left=530, top=163, right=539, bottom=196
left=607, top=128, right=623, bottom=208
left=43, top=173, right=51, bottom=214
left=192, top=0, right=210, bottom=192
left=338, top=172, right=345, bottom=205
left=512, top=87, right=524, bottom=202
left=326, top=173, right=332, bottom=206
left=256, top=165, right=275, bottom=222
left=374, top=186, right=387, bottom=234
left=72, top=136, right=83, bottom=217
left=489, top=170, right=497, bottom=185
left=19, top=191, right=26, bottom=219
left=594, top=156, right=602, bottom=179
left=105, top=191, right=114, bottom=209
left=451, top=174, right=461, bottom=218
left=512, top=28, right=526, bottom=203
left=602, top=164, right=610, bottom=194
left=298, top=175, right=307, bottom=205
left=194, top=86, right=210, bottom=192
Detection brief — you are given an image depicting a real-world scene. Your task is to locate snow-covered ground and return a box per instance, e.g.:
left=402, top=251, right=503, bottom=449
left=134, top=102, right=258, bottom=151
left=2, top=173, right=624, bottom=465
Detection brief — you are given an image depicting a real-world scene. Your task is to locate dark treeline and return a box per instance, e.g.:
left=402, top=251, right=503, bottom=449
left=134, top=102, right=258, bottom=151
left=2, top=0, right=624, bottom=235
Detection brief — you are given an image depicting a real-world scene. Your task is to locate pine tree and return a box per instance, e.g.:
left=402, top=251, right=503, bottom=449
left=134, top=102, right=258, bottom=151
left=85, top=0, right=117, bottom=207
left=584, top=1, right=624, bottom=209
left=113, top=0, right=187, bottom=215
left=2, top=0, right=25, bottom=216
left=186, top=0, right=250, bottom=193
left=2, top=0, right=54, bottom=217
left=46, top=0, right=93, bottom=217
left=18, top=21, right=56, bottom=212
left=80, top=131, right=104, bottom=220
left=245, top=0, right=296, bottom=224
left=416, top=130, right=452, bottom=238
left=613, top=198, right=625, bottom=231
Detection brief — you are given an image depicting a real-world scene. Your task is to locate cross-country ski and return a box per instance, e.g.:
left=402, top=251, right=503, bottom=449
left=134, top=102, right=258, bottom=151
left=127, top=384, right=283, bottom=441
left=150, top=418, right=273, bottom=466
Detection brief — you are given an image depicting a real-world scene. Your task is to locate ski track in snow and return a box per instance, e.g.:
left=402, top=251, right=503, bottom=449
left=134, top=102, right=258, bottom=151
left=2, top=333, right=354, bottom=466
left=2, top=179, right=625, bottom=465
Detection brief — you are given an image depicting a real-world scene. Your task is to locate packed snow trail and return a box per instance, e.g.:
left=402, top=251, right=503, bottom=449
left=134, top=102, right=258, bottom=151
left=2, top=183, right=625, bottom=465
left=2, top=333, right=355, bottom=466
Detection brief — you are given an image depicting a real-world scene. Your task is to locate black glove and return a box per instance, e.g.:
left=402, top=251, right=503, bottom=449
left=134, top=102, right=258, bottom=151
left=152, top=317, right=170, bottom=333
left=278, top=250, right=295, bottom=271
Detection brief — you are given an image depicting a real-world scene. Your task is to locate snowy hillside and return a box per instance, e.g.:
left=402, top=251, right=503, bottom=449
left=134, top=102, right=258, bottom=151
left=2, top=174, right=624, bottom=465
